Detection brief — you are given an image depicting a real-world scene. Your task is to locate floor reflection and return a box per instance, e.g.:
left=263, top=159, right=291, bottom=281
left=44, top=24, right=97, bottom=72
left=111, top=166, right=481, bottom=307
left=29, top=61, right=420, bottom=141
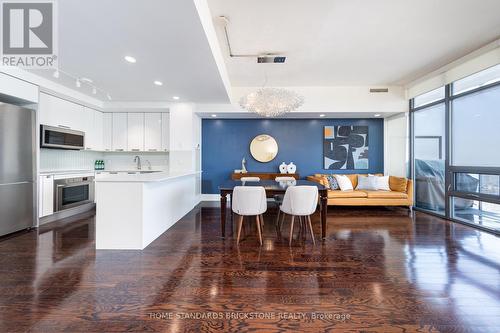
left=0, top=205, right=499, bottom=332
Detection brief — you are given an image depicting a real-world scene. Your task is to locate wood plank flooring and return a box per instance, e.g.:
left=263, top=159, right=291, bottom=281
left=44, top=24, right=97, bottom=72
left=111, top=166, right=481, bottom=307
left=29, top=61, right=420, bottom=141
left=1, top=203, right=499, bottom=332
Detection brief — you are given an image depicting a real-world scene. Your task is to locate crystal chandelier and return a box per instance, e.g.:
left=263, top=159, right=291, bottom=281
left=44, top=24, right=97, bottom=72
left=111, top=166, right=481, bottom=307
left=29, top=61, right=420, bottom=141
left=239, top=87, right=304, bottom=117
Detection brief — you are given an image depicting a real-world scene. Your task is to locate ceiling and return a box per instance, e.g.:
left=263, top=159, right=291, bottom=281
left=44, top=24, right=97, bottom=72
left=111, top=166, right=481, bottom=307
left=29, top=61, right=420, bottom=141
left=208, top=0, right=500, bottom=87
left=30, top=0, right=230, bottom=103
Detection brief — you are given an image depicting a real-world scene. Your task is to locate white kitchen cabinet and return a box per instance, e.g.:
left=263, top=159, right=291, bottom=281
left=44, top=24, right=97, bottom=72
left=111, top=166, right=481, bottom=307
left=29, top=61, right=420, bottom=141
left=103, top=113, right=113, bottom=151
left=127, top=113, right=144, bottom=151
left=38, top=92, right=85, bottom=131
left=82, top=107, right=95, bottom=150
left=112, top=113, right=127, bottom=151
left=38, top=175, right=54, bottom=217
left=83, top=108, right=103, bottom=151
left=144, top=113, right=162, bottom=151
left=161, top=112, right=170, bottom=151
left=93, top=110, right=104, bottom=151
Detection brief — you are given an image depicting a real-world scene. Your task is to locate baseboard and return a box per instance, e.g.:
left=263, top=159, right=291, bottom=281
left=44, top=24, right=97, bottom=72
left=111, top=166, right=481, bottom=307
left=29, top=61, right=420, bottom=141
left=201, top=194, right=223, bottom=201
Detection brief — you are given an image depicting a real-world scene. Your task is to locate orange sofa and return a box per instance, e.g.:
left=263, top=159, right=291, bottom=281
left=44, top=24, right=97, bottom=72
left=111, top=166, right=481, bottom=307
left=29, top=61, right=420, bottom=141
left=307, top=174, right=413, bottom=207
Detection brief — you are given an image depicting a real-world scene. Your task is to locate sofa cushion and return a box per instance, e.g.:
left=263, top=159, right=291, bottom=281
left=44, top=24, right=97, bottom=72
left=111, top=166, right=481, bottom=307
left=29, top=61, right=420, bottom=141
left=363, top=190, right=408, bottom=199
left=389, top=176, right=408, bottom=192
left=326, top=175, right=339, bottom=190
left=328, top=190, right=368, bottom=198
left=334, top=175, right=354, bottom=191
left=356, top=175, right=378, bottom=190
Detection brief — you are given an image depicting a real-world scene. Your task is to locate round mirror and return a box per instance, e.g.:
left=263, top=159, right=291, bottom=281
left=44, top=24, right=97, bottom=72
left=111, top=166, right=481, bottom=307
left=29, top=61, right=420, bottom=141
left=250, top=134, right=278, bottom=162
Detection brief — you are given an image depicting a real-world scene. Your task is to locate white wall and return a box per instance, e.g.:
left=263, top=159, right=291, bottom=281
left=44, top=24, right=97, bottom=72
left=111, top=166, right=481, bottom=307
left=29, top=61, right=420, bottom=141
left=384, top=113, right=409, bottom=177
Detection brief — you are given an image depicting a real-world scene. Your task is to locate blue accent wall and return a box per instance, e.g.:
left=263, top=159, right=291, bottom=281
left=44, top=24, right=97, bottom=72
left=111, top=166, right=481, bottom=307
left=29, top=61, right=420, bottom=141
left=202, top=118, right=384, bottom=194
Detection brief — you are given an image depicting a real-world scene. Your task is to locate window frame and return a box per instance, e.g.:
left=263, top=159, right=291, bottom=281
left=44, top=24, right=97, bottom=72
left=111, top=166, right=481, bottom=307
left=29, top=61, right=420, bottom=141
left=410, top=74, right=500, bottom=235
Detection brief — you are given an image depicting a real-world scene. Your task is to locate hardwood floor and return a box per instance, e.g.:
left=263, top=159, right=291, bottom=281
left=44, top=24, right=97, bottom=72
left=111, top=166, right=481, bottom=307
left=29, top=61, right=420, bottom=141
left=1, top=203, right=499, bottom=332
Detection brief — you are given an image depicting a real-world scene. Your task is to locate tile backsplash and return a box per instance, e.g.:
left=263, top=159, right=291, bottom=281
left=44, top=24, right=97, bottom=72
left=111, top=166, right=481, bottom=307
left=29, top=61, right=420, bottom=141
left=40, top=149, right=169, bottom=172
left=103, top=152, right=169, bottom=171
left=40, top=149, right=102, bottom=171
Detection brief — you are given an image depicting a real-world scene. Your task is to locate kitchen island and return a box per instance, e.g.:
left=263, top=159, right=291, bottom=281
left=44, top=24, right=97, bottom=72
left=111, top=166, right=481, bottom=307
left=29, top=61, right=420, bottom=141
left=95, top=171, right=201, bottom=249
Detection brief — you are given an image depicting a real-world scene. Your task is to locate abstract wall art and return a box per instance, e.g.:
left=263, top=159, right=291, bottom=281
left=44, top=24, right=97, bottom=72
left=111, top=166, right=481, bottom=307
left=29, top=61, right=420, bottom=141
left=323, top=125, right=369, bottom=170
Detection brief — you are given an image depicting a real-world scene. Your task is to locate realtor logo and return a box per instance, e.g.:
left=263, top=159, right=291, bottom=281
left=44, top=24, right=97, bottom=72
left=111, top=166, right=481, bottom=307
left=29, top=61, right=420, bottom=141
left=1, top=0, right=57, bottom=68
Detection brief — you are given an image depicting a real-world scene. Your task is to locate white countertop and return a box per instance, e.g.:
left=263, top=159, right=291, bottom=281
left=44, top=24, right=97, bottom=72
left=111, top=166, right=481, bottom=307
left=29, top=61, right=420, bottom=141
left=40, top=169, right=94, bottom=175
left=95, top=170, right=201, bottom=183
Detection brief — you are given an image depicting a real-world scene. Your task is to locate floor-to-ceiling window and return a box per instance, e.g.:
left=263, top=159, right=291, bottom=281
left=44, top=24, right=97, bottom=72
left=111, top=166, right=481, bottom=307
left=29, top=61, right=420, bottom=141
left=411, top=64, right=500, bottom=233
left=412, top=89, right=446, bottom=215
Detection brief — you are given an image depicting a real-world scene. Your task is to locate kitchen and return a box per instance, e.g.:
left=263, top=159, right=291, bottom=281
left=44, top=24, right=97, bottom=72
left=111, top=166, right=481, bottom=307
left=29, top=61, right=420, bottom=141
left=0, top=72, right=202, bottom=247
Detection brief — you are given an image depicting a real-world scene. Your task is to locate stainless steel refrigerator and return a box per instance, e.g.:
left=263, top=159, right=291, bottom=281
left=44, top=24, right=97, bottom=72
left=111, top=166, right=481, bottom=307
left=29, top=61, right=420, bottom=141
left=0, top=102, right=36, bottom=236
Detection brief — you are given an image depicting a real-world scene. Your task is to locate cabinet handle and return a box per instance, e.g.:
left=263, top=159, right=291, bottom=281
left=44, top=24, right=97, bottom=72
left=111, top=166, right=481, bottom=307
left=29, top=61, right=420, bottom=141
left=86, top=147, right=92, bottom=150
left=148, top=149, right=157, bottom=152
left=58, top=125, right=70, bottom=129
left=131, top=149, right=140, bottom=151
left=115, top=149, right=124, bottom=152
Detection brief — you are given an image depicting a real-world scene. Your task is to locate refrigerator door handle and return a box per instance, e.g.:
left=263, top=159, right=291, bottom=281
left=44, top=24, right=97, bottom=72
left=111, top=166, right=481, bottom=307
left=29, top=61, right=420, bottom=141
left=0, top=181, right=32, bottom=186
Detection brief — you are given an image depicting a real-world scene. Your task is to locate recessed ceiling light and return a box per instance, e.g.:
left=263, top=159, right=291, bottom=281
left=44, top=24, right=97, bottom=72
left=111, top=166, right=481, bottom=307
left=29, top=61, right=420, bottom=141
left=319, top=114, right=325, bottom=117
left=172, top=96, right=180, bottom=100
left=374, top=114, right=381, bottom=117
left=124, top=55, right=136, bottom=63
left=154, top=80, right=163, bottom=86
left=211, top=114, right=217, bottom=118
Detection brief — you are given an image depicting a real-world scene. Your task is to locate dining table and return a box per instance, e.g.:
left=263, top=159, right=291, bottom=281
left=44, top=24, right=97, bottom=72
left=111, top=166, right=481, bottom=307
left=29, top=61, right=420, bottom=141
left=219, top=179, right=329, bottom=239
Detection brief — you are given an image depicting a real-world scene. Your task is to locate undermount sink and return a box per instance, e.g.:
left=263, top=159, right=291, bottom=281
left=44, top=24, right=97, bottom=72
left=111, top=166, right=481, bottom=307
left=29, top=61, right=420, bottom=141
left=126, top=170, right=161, bottom=174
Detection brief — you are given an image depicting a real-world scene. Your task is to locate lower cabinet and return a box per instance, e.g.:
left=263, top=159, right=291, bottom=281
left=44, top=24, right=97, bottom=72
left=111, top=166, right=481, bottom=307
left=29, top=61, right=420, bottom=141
left=38, top=175, right=54, bottom=218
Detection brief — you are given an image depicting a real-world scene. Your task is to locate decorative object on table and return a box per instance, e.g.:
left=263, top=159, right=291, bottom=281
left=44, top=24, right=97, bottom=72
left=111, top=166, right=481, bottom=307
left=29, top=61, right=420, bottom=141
left=333, top=174, right=354, bottom=191
left=326, top=175, right=339, bottom=190
left=239, top=87, right=304, bottom=117
left=279, top=162, right=288, bottom=174
left=286, top=162, right=296, bottom=174
left=241, top=157, right=247, bottom=173
left=323, top=125, right=369, bottom=170
left=250, top=134, right=279, bottom=162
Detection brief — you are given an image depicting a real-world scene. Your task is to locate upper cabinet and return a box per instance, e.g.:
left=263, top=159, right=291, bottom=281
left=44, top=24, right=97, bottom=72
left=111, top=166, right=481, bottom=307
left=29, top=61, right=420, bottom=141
left=39, top=92, right=84, bottom=131
left=161, top=113, right=170, bottom=151
left=112, top=113, right=128, bottom=151
left=83, top=108, right=104, bottom=151
left=38, top=93, right=169, bottom=153
left=103, top=113, right=113, bottom=151
left=127, top=113, right=144, bottom=151
left=144, top=113, right=162, bottom=151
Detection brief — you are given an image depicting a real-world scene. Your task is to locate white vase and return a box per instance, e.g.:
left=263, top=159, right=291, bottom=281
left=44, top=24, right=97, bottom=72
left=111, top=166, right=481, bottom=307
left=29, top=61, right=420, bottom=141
left=279, top=162, right=287, bottom=174
left=287, top=162, right=296, bottom=174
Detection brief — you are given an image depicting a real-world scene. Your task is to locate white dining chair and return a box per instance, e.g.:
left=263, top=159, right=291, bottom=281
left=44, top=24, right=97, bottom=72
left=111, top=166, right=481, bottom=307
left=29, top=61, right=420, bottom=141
left=240, top=177, right=260, bottom=182
left=232, top=186, right=267, bottom=245
left=279, top=186, right=318, bottom=245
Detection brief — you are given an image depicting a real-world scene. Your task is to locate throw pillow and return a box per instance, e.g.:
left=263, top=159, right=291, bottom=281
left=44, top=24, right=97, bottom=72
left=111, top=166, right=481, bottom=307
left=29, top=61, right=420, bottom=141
left=389, top=176, right=408, bottom=192
left=326, top=175, right=340, bottom=190
left=334, top=175, right=353, bottom=191
left=356, top=175, right=378, bottom=190
left=376, top=175, right=391, bottom=191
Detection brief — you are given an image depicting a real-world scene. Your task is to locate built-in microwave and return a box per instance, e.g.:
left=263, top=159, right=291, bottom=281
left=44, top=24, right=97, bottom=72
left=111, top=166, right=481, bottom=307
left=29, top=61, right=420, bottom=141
left=40, top=125, right=85, bottom=150
left=54, top=176, right=95, bottom=212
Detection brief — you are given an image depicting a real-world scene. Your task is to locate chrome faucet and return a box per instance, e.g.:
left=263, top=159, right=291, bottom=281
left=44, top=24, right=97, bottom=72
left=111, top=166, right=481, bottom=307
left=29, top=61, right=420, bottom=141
left=133, top=156, right=142, bottom=170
